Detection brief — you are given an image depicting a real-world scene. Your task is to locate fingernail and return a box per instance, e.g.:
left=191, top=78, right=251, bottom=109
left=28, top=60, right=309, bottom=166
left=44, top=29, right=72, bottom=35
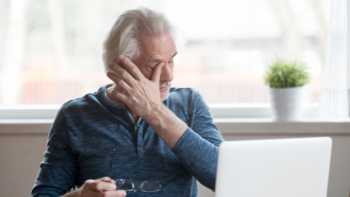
left=85, top=179, right=95, bottom=184
left=120, top=190, right=127, bottom=196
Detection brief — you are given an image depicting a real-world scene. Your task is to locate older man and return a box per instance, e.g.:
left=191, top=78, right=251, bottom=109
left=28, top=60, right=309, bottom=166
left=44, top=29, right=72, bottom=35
left=32, top=8, right=223, bottom=197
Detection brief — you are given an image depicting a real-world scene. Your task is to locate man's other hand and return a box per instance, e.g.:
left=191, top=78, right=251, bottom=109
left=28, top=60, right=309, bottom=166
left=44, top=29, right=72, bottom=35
left=78, top=177, right=126, bottom=197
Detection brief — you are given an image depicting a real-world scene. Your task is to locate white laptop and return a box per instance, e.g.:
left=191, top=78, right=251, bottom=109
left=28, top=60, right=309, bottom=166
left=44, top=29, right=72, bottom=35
left=215, top=137, right=332, bottom=197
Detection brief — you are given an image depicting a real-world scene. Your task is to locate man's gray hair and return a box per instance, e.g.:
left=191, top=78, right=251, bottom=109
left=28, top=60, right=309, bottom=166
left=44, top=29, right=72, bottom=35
left=103, top=8, right=174, bottom=72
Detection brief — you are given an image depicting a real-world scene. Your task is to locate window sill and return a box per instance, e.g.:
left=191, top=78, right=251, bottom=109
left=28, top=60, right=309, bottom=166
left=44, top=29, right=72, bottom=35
left=0, top=118, right=350, bottom=135
left=215, top=118, right=350, bottom=135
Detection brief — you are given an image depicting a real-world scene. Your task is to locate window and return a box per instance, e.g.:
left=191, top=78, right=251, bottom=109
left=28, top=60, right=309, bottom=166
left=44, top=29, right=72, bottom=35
left=0, top=0, right=330, bottom=115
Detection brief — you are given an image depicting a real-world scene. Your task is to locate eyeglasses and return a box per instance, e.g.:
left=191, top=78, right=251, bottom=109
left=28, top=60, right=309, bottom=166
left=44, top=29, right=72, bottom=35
left=115, top=178, right=162, bottom=193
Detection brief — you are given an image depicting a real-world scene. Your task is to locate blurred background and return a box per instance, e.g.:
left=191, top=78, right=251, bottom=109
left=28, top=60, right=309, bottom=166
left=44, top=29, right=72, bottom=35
left=1, top=1, right=350, bottom=197
left=0, top=0, right=331, bottom=106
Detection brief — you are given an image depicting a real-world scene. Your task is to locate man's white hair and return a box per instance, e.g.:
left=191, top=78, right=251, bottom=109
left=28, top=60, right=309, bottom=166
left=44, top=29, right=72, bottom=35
left=103, top=7, right=174, bottom=72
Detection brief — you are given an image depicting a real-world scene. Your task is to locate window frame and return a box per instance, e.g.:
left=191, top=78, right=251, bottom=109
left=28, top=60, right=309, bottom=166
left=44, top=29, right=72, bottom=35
left=0, top=104, right=320, bottom=120
left=0, top=0, right=347, bottom=121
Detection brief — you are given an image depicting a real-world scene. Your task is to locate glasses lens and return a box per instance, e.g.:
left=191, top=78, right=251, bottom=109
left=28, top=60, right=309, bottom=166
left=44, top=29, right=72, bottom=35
left=115, top=179, right=134, bottom=191
left=115, top=179, right=162, bottom=192
left=140, top=180, right=162, bottom=192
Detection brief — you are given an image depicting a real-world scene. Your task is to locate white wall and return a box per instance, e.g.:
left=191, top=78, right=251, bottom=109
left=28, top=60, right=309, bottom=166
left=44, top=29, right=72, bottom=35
left=0, top=121, right=349, bottom=197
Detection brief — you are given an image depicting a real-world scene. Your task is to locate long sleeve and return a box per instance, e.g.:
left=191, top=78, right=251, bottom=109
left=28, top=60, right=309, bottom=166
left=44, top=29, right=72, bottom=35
left=31, top=106, right=77, bottom=197
left=172, top=90, right=223, bottom=190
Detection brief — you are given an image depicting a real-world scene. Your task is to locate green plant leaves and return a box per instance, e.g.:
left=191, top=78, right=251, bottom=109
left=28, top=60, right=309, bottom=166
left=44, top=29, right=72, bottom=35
left=265, top=60, right=309, bottom=88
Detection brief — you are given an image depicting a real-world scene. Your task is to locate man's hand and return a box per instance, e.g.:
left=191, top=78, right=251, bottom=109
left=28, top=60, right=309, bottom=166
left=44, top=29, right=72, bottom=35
left=107, top=55, right=163, bottom=122
left=106, top=55, right=188, bottom=148
left=65, top=177, right=126, bottom=197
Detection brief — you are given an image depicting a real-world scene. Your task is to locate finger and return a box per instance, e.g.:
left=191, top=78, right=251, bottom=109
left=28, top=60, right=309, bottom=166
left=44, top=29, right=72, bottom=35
left=103, top=190, right=127, bottom=197
left=99, top=177, right=115, bottom=184
left=107, top=71, right=118, bottom=83
left=151, top=63, right=164, bottom=83
left=119, top=55, right=144, bottom=80
left=92, top=181, right=116, bottom=192
left=117, top=80, right=132, bottom=94
left=85, top=179, right=98, bottom=191
left=107, top=84, right=129, bottom=105
left=109, top=60, right=122, bottom=72
left=115, top=67, right=138, bottom=87
left=114, top=83, right=128, bottom=96
left=108, top=67, right=137, bottom=88
left=107, top=71, right=123, bottom=85
left=115, top=91, right=131, bottom=107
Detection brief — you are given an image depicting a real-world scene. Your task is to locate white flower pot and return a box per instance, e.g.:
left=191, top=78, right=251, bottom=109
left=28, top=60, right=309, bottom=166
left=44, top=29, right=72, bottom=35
left=270, top=87, right=305, bottom=121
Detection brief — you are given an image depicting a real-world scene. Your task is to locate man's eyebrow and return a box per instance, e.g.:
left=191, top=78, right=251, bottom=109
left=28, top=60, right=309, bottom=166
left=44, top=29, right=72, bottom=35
left=149, top=52, right=178, bottom=63
left=151, top=51, right=177, bottom=61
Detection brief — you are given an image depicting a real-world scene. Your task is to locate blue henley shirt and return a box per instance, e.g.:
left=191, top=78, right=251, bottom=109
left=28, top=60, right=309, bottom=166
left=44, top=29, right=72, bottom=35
left=32, top=84, right=223, bottom=197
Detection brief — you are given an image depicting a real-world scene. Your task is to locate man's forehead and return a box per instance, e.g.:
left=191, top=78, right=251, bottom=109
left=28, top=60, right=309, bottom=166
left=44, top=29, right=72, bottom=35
left=147, top=51, right=177, bottom=61
left=139, top=33, right=177, bottom=59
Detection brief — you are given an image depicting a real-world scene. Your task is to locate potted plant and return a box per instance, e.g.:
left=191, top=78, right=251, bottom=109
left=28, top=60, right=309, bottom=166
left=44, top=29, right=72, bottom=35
left=265, top=60, right=310, bottom=121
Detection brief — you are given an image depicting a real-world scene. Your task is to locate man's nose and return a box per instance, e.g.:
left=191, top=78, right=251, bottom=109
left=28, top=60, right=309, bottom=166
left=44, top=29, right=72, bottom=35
left=160, top=63, right=173, bottom=82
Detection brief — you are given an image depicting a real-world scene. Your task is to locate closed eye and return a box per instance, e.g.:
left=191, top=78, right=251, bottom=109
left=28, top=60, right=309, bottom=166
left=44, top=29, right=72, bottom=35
left=148, top=61, right=162, bottom=69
